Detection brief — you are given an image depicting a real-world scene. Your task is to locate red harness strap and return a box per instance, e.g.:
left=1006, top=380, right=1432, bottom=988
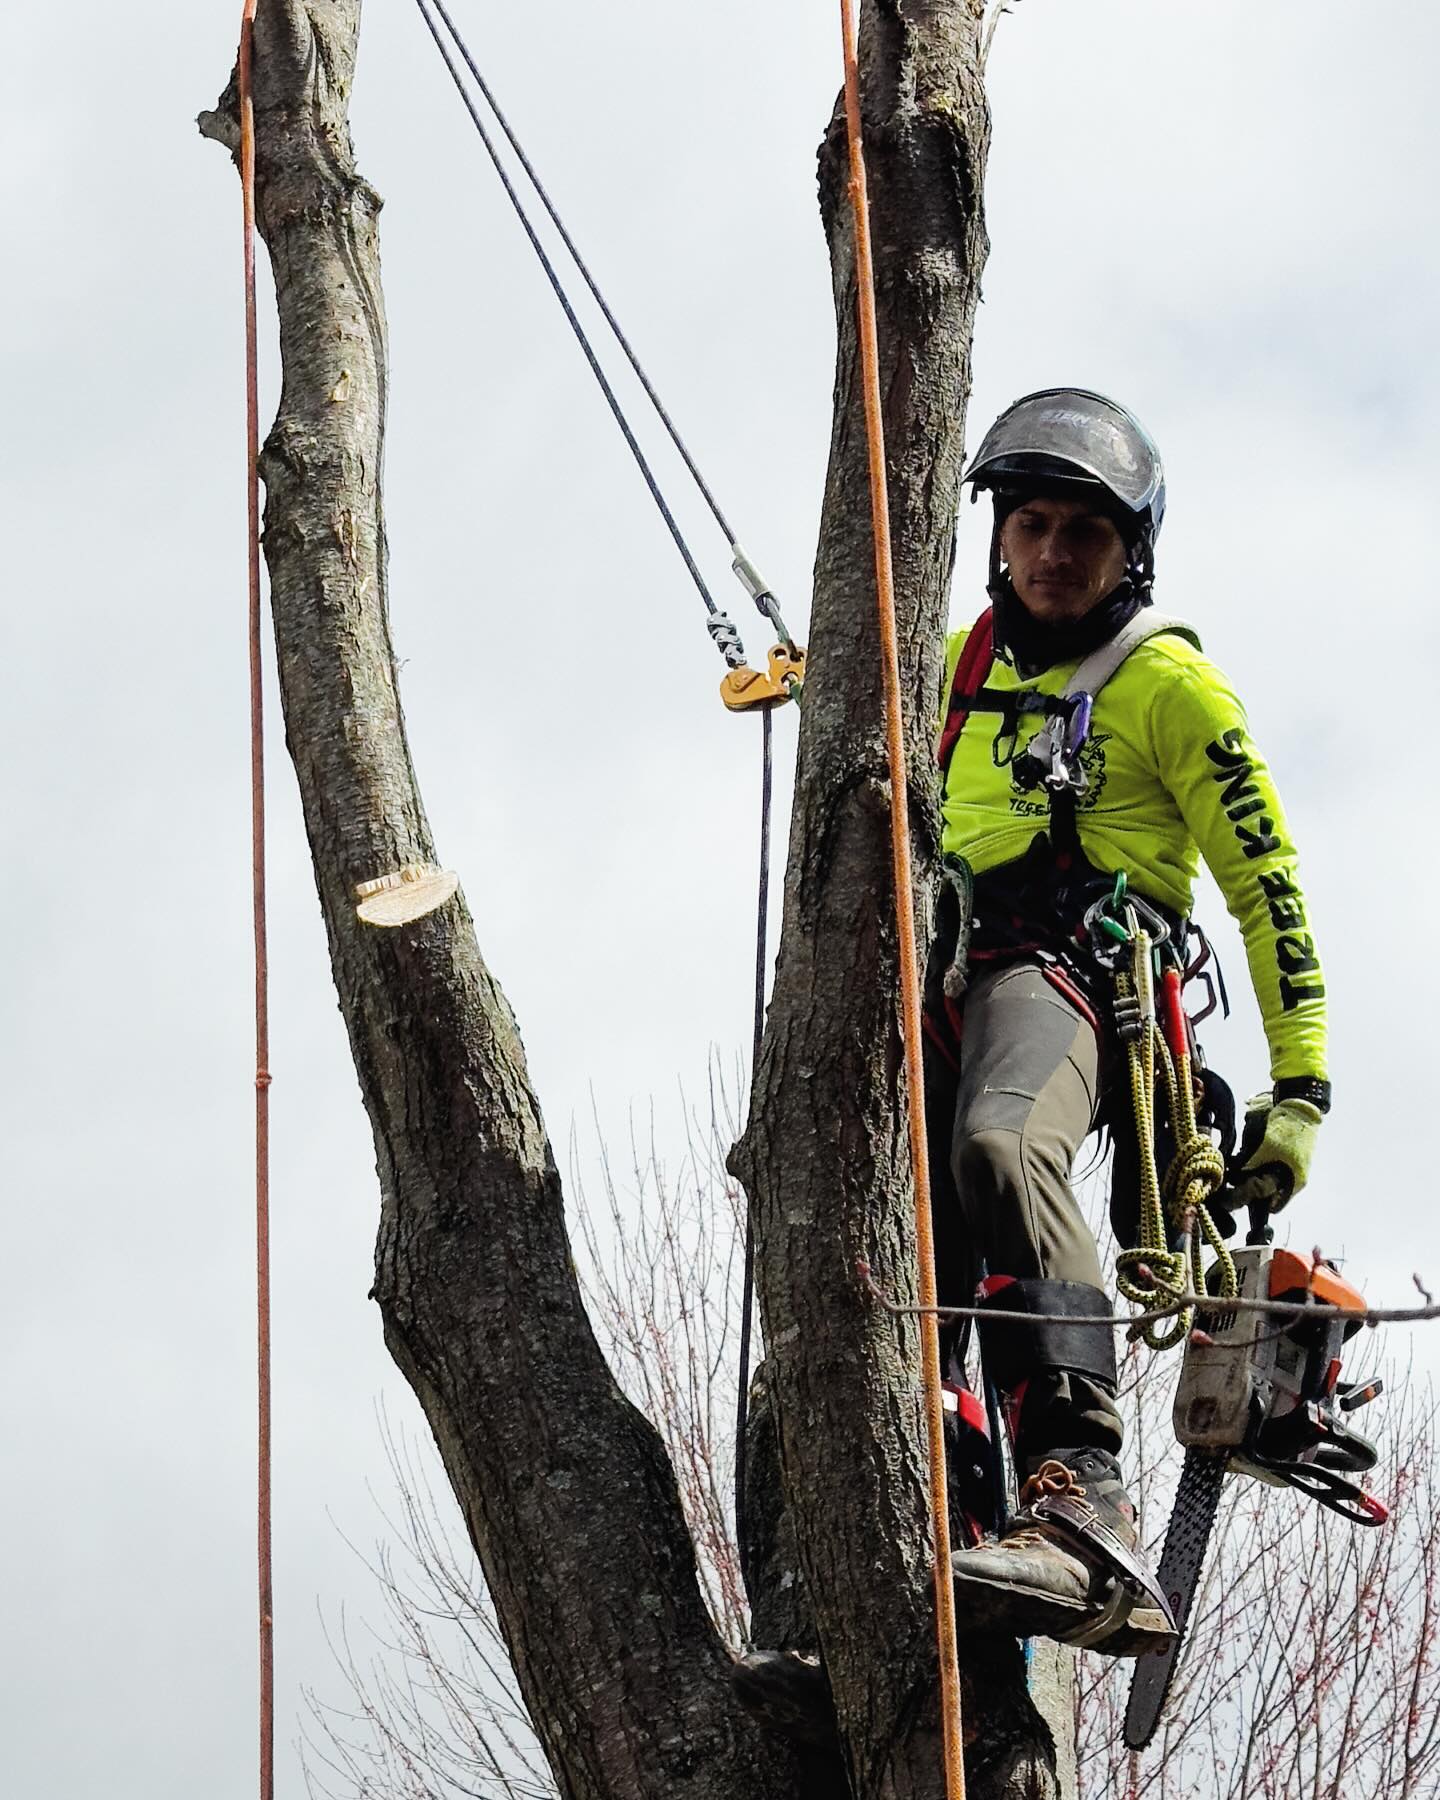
left=937, top=606, right=996, bottom=773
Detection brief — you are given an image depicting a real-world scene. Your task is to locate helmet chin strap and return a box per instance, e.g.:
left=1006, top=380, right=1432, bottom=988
left=986, top=524, right=1016, bottom=658
left=1130, top=535, right=1156, bottom=601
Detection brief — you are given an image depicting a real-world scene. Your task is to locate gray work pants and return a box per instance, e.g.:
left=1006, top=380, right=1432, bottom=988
left=947, top=960, right=1123, bottom=1459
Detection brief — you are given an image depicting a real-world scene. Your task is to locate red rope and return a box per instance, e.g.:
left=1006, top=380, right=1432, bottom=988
left=838, top=4, right=967, bottom=1794
left=238, top=8, right=274, bottom=1799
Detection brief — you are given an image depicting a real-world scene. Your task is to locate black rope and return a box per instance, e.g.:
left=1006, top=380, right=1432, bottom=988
left=734, top=705, right=773, bottom=1558
left=412, top=0, right=733, bottom=641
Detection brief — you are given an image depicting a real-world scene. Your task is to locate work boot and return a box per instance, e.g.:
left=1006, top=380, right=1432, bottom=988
left=950, top=1448, right=1175, bottom=1656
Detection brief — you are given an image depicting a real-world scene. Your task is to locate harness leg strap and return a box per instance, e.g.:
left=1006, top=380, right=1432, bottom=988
left=975, top=1278, right=1118, bottom=1393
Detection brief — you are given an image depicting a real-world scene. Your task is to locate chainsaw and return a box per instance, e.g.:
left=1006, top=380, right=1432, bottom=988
left=1123, top=1204, right=1387, bottom=1750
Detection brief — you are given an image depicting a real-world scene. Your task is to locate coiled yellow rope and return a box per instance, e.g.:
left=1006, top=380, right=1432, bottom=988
left=1111, top=922, right=1236, bottom=1348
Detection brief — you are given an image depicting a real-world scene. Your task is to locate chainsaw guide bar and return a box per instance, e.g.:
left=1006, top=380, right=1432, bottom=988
left=1123, top=1448, right=1227, bottom=1750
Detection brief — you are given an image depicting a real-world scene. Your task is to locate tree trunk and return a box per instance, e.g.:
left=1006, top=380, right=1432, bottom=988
left=732, top=2, right=1063, bottom=1795
left=200, top=8, right=789, bottom=1800
left=202, top=2, right=1066, bottom=1797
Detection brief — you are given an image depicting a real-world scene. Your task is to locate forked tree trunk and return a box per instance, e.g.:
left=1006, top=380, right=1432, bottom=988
left=202, top=2, right=1065, bottom=1796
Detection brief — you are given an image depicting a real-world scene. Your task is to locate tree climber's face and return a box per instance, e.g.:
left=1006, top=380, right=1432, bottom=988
left=999, top=496, right=1130, bottom=624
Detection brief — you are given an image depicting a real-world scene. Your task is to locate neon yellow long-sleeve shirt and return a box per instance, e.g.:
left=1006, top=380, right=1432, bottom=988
left=940, top=622, right=1327, bottom=1083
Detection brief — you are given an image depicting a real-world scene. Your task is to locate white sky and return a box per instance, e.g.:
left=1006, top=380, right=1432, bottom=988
left=4, top=2, right=1438, bottom=1793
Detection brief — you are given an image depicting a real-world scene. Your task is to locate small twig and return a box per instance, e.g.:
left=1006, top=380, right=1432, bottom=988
left=980, top=0, right=1023, bottom=70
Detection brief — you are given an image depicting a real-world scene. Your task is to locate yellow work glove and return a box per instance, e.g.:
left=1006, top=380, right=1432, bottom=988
left=1231, top=1092, right=1324, bottom=1213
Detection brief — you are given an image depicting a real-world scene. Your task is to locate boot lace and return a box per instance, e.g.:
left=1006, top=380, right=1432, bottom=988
left=1019, top=1459, right=1088, bottom=1508
left=988, top=1461, right=1094, bottom=1551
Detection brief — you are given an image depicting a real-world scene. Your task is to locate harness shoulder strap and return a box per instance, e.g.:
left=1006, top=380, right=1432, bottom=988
left=937, top=607, right=1198, bottom=784
left=1062, top=611, right=1198, bottom=702
left=937, top=608, right=996, bottom=771
left=1024, top=612, right=1198, bottom=774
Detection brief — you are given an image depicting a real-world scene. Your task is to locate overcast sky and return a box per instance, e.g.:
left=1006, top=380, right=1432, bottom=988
left=4, top=2, right=1438, bottom=1794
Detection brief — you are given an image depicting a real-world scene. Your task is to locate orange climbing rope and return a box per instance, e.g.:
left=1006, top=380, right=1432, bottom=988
left=838, top=6, right=968, bottom=1796
left=237, top=7, right=274, bottom=1800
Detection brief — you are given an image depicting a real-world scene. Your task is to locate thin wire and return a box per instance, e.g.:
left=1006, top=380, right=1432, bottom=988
left=859, top=1266, right=1440, bottom=1331
left=735, top=706, right=774, bottom=1554
left=840, top=4, right=967, bottom=1795
left=411, top=0, right=730, bottom=632
left=238, top=7, right=274, bottom=1799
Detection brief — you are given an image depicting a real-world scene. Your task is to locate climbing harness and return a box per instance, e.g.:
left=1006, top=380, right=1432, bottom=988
left=840, top=3, right=968, bottom=1793
left=236, top=7, right=274, bottom=1799
left=934, top=604, right=1239, bottom=1344
left=938, top=606, right=1198, bottom=854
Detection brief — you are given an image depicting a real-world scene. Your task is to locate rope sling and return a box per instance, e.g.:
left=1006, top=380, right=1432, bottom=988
left=1099, top=890, right=1238, bottom=1347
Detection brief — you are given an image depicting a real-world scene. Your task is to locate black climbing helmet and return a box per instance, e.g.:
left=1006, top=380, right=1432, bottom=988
left=965, top=388, right=1167, bottom=592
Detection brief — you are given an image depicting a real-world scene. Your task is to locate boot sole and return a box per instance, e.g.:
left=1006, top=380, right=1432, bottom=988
left=953, top=1570, right=1175, bottom=1659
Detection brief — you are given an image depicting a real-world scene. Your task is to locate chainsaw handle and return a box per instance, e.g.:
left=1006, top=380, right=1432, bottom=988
left=1206, top=1186, right=1274, bottom=1244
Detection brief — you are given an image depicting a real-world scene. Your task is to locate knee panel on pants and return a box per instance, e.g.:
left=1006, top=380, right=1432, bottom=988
left=953, top=1123, right=1029, bottom=1211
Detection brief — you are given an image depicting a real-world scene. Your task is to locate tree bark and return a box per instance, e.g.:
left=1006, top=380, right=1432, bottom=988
left=200, top=8, right=788, bottom=1800
left=203, top=2, right=1067, bottom=1797
left=732, top=3, right=1063, bottom=1795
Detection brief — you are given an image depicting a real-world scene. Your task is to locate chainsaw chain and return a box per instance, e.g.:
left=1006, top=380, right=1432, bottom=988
left=1124, top=1448, right=1228, bottom=1750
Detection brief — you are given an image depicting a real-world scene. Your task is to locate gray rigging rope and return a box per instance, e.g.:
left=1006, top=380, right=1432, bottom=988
left=413, top=0, right=799, bottom=662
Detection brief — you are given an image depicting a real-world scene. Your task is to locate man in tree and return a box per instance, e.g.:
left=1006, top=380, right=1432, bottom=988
left=931, top=387, right=1330, bottom=1653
